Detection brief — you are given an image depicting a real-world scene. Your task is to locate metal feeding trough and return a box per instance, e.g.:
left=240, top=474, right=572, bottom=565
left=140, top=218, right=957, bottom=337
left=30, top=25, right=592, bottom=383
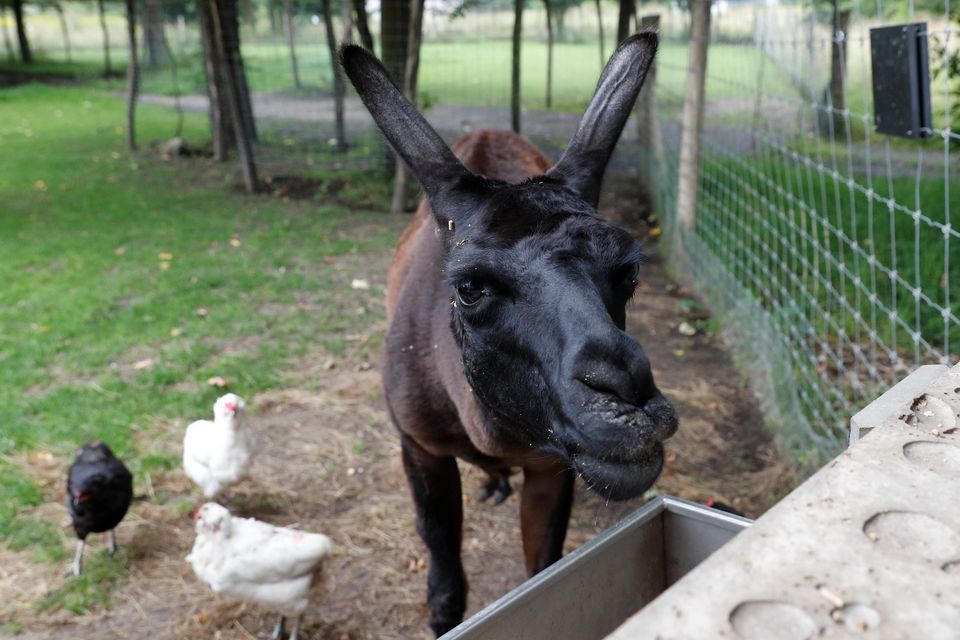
left=441, top=496, right=751, bottom=640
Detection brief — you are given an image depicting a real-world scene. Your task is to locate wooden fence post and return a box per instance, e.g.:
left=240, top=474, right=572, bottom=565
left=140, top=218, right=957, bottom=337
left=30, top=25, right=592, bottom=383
left=636, top=14, right=664, bottom=219
left=675, top=0, right=710, bottom=237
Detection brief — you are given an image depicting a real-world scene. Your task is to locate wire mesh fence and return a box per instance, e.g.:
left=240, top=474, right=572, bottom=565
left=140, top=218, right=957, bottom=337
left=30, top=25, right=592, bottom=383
left=654, top=0, right=959, bottom=464
left=6, top=0, right=957, bottom=463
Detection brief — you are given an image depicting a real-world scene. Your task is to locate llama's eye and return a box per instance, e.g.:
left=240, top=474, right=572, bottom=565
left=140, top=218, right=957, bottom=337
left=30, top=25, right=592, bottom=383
left=617, top=263, right=640, bottom=289
left=454, top=280, right=485, bottom=307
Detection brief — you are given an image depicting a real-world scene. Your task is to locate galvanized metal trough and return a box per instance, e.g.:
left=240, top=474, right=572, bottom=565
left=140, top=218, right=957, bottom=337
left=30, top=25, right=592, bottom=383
left=441, top=496, right=751, bottom=640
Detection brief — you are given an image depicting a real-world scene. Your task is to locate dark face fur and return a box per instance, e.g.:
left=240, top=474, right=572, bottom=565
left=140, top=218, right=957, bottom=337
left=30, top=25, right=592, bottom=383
left=444, top=180, right=677, bottom=499
left=340, top=33, right=674, bottom=501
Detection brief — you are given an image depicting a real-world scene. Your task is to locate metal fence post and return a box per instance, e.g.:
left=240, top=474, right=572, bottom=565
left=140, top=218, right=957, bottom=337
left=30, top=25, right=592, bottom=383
left=675, top=0, right=710, bottom=235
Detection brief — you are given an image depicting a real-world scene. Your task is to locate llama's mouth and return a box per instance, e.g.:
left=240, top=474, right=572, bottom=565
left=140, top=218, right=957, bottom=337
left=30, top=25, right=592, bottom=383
left=559, top=391, right=677, bottom=500
left=571, top=443, right=665, bottom=501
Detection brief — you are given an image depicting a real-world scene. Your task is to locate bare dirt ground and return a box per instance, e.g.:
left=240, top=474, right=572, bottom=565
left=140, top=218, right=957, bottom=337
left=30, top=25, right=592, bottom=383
left=3, top=176, right=797, bottom=640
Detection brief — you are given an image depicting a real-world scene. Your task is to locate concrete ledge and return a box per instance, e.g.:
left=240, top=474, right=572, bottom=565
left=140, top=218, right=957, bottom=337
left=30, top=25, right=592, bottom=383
left=849, top=364, right=949, bottom=445
left=605, top=363, right=960, bottom=640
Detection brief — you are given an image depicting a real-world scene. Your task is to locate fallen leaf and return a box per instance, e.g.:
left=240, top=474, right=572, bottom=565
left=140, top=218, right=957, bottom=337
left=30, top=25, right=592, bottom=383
left=672, top=349, right=685, bottom=358
left=33, top=180, right=46, bottom=191
left=678, top=321, right=697, bottom=337
left=158, top=251, right=173, bottom=260
left=351, top=278, right=370, bottom=290
left=159, top=261, right=171, bottom=271
left=133, top=358, right=154, bottom=370
left=195, top=307, right=209, bottom=317
left=114, top=246, right=127, bottom=256
left=648, top=226, right=662, bottom=237
left=206, top=376, right=228, bottom=388
left=229, top=238, right=241, bottom=247
left=170, top=327, right=183, bottom=337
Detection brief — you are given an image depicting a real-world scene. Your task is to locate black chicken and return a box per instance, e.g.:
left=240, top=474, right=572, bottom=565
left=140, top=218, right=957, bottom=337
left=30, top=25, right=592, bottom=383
left=65, top=441, right=133, bottom=576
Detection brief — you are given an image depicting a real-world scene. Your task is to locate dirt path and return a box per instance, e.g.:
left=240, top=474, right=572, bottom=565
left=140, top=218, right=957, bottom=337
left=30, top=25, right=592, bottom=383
left=5, top=178, right=795, bottom=640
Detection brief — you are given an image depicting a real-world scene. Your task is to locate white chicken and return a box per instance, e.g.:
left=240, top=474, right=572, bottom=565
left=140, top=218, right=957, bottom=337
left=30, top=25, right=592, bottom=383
left=183, top=393, right=255, bottom=498
left=186, top=503, right=333, bottom=640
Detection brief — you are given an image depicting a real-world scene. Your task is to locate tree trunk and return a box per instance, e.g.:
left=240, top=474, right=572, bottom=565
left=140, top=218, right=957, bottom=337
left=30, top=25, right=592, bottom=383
left=142, top=0, right=168, bottom=69
left=828, top=5, right=849, bottom=120
left=341, top=0, right=353, bottom=44
left=268, top=0, right=278, bottom=33
left=381, top=0, right=410, bottom=84
left=511, top=0, right=522, bottom=133
left=207, top=0, right=258, bottom=192
left=1, top=4, right=15, bottom=62
left=390, top=0, right=425, bottom=213
left=53, top=2, right=72, bottom=62
left=97, top=0, right=111, bottom=74
left=321, top=0, right=347, bottom=152
left=12, top=0, right=31, bottom=63
left=616, top=0, right=634, bottom=44
left=219, top=0, right=257, bottom=142
left=125, top=0, right=139, bottom=152
left=554, top=7, right=566, bottom=41
left=239, top=0, right=256, bottom=30
left=198, top=0, right=235, bottom=159
left=544, top=0, right=553, bottom=109
left=282, top=0, right=301, bottom=88
left=380, top=0, right=411, bottom=171
left=352, top=0, right=374, bottom=53
left=594, top=0, right=604, bottom=68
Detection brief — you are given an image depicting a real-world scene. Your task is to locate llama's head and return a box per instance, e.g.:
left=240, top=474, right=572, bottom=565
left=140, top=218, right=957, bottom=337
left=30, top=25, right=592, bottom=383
left=340, top=33, right=677, bottom=500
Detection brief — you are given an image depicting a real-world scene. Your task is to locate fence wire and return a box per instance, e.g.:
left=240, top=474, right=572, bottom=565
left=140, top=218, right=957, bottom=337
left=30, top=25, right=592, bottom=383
left=656, top=0, right=959, bottom=463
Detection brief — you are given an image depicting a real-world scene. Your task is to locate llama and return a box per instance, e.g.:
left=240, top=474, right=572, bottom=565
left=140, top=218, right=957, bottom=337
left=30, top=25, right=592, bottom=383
left=339, top=33, right=677, bottom=636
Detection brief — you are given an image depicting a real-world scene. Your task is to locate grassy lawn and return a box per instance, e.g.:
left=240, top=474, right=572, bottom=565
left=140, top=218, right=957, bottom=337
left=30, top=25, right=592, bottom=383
left=14, top=38, right=783, bottom=114
left=0, top=82, right=403, bottom=613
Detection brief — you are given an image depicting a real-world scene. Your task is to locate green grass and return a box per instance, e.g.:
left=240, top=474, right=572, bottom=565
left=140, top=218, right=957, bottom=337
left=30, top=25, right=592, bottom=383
left=697, top=148, right=960, bottom=362
left=36, top=550, right=127, bottom=614
left=0, top=82, right=403, bottom=611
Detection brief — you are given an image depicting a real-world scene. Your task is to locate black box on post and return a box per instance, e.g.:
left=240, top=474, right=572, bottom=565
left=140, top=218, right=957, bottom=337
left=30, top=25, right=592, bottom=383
left=869, top=22, right=932, bottom=139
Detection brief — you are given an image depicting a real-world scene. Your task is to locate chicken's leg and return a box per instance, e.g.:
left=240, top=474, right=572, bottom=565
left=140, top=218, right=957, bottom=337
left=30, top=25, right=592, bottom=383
left=108, top=529, right=117, bottom=555
left=271, top=615, right=286, bottom=640
left=72, top=539, right=86, bottom=577
left=289, top=615, right=302, bottom=640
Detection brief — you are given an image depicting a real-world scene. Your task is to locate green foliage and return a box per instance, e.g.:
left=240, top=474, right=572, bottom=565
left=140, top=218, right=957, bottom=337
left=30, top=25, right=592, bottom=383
left=0, top=85, right=404, bottom=585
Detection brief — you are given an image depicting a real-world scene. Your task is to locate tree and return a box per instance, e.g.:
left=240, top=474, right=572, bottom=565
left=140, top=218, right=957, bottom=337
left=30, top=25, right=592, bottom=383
left=616, top=0, right=634, bottom=44
left=380, top=0, right=411, bottom=171
left=205, top=0, right=258, bottom=192
left=1, top=3, right=15, bottom=61
left=282, top=0, right=300, bottom=88
left=593, top=0, right=603, bottom=67
left=12, top=0, right=31, bottom=62
left=543, top=0, right=553, bottom=109
left=390, top=0, right=425, bottom=213
left=97, top=0, right=111, bottom=74
left=321, top=0, right=346, bottom=151
left=51, top=1, right=72, bottom=61
left=124, top=0, right=139, bottom=151
left=142, top=0, right=168, bottom=68
left=511, top=0, right=522, bottom=132
left=351, top=0, right=373, bottom=52
left=196, top=0, right=256, bottom=163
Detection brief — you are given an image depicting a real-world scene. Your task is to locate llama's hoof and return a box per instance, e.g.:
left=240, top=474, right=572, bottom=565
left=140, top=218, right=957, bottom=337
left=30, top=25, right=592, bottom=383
left=476, top=476, right=512, bottom=505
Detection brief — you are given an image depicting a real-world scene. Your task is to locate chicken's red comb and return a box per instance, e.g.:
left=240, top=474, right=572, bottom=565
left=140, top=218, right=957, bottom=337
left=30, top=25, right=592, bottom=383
left=192, top=506, right=202, bottom=520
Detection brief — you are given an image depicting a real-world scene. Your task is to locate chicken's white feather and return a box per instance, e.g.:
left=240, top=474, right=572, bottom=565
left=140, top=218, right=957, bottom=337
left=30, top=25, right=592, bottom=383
left=182, top=394, right=254, bottom=498
left=187, top=503, right=332, bottom=616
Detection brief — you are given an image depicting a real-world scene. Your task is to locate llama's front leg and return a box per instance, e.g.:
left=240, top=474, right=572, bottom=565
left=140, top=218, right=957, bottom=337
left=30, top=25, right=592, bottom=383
left=520, top=461, right=575, bottom=575
left=401, top=434, right=466, bottom=637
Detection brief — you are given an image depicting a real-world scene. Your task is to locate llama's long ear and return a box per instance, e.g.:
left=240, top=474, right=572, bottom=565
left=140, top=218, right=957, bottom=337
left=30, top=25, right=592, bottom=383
left=547, top=32, right=657, bottom=208
left=338, top=44, right=473, bottom=205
